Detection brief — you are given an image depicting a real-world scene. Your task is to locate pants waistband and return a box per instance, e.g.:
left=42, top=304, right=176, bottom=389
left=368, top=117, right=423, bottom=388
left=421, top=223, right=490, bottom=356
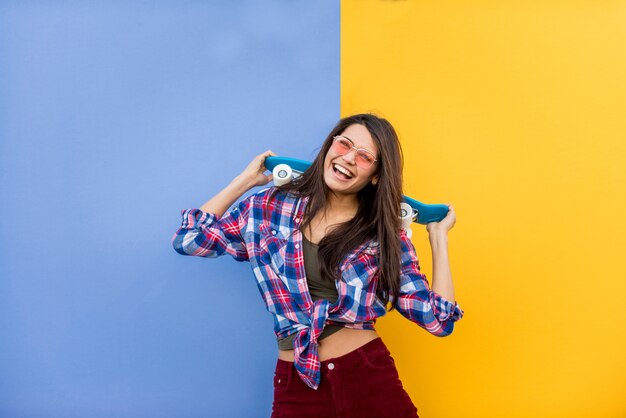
left=277, top=337, right=389, bottom=372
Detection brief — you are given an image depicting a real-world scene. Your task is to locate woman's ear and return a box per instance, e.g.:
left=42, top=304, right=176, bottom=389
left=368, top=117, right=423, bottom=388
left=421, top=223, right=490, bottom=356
left=372, top=176, right=379, bottom=185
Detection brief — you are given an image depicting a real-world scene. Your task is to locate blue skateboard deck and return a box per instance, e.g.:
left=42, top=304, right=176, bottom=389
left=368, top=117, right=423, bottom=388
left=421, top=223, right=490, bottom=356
left=265, top=156, right=448, bottom=225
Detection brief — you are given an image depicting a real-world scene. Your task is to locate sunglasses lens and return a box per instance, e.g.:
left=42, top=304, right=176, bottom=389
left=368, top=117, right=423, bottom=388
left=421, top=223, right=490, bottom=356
left=356, top=152, right=375, bottom=168
left=334, top=137, right=352, bottom=154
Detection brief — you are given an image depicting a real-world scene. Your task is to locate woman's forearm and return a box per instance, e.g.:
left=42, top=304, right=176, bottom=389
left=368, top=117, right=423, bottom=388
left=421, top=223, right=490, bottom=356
left=429, top=230, right=455, bottom=302
left=199, top=175, right=253, bottom=218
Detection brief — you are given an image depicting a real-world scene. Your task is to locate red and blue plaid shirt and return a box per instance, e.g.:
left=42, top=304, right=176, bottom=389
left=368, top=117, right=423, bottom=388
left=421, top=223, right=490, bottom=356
left=171, top=186, right=464, bottom=390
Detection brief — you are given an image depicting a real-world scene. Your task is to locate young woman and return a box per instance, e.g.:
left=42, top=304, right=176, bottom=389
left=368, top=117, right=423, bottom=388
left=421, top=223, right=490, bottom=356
left=172, top=113, right=464, bottom=417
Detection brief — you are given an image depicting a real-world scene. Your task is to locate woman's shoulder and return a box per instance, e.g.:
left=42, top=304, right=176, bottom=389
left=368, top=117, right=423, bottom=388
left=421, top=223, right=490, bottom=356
left=244, top=187, right=304, bottom=232
left=248, top=186, right=301, bottom=204
left=244, top=187, right=305, bottom=220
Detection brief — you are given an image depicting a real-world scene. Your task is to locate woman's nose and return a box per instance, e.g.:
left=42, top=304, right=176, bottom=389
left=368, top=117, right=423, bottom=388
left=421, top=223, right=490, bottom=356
left=342, top=149, right=357, bottom=164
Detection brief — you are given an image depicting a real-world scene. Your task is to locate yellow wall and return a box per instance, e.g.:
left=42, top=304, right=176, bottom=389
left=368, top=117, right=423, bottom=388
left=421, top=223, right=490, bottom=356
left=342, top=1, right=626, bottom=416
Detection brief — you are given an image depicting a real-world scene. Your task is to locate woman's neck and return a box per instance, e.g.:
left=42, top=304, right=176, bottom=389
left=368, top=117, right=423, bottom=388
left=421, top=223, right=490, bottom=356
left=324, top=190, right=358, bottom=219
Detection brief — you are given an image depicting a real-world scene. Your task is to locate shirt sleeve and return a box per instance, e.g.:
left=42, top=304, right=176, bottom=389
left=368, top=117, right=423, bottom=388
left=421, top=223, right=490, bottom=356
left=392, top=229, right=464, bottom=336
left=170, top=195, right=253, bottom=262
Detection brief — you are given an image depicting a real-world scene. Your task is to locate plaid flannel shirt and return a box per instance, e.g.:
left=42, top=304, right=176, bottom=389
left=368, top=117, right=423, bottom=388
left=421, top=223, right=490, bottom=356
left=171, top=186, right=464, bottom=390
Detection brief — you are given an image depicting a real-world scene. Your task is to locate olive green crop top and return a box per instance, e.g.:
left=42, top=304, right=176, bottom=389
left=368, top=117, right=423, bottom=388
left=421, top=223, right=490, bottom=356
left=277, top=234, right=345, bottom=350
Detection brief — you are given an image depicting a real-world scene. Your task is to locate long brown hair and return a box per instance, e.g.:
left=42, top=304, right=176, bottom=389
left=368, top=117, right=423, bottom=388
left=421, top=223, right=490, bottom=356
left=275, top=113, right=404, bottom=311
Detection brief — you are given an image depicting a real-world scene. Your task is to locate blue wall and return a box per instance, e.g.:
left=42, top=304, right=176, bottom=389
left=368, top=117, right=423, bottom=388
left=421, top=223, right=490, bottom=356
left=0, top=2, right=339, bottom=416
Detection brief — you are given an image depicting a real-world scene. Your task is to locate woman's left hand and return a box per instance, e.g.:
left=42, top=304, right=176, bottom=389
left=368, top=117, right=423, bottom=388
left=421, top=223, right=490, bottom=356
left=426, top=204, right=456, bottom=235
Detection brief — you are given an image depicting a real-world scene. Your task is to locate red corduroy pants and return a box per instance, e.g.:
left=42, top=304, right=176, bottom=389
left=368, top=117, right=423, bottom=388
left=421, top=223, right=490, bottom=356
left=271, top=337, right=419, bottom=418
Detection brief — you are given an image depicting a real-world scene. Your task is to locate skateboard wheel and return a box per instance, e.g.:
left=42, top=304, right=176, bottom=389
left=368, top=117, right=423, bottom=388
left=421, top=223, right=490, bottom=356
left=273, top=164, right=293, bottom=186
left=400, top=202, right=413, bottom=229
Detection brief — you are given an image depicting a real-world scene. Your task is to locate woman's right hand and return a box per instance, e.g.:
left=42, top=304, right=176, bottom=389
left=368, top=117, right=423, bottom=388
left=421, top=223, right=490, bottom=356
left=238, top=150, right=277, bottom=188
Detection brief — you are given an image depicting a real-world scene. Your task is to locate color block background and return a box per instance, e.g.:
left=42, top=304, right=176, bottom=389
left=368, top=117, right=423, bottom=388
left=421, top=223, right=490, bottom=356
left=0, top=2, right=338, bottom=417
left=2, top=1, right=626, bottom=417
left=342, top=1, right=626, bottom=417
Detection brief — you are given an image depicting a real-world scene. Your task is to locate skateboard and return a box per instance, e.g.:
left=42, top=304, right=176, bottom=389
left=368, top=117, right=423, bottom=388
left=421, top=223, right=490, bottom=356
left=265, top=156, right=449, bottom=237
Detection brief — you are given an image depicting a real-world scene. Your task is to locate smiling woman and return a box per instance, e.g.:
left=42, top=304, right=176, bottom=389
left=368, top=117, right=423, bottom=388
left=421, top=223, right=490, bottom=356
left=171, top=113, right=464, bottom=417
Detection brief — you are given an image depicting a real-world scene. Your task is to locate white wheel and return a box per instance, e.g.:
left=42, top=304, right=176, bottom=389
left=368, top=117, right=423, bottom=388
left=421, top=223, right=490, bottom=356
left=273, top=164, right=293, bottom=186
left=400, top=202, right=413, bottom=229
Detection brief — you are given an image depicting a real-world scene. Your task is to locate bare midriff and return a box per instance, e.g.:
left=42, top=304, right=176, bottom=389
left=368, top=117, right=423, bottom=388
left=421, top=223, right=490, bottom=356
left=277, top=327, right=380, bottom=362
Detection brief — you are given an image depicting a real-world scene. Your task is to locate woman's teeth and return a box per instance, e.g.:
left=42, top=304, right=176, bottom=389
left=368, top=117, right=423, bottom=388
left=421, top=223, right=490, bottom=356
left=333, top=164, right=353, bottom=179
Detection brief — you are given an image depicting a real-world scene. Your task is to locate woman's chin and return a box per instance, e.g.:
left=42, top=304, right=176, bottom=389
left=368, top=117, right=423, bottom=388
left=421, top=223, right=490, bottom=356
left=324, top=172, right=348, bottom=189
left=324, top=175, right=361, bottom=196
